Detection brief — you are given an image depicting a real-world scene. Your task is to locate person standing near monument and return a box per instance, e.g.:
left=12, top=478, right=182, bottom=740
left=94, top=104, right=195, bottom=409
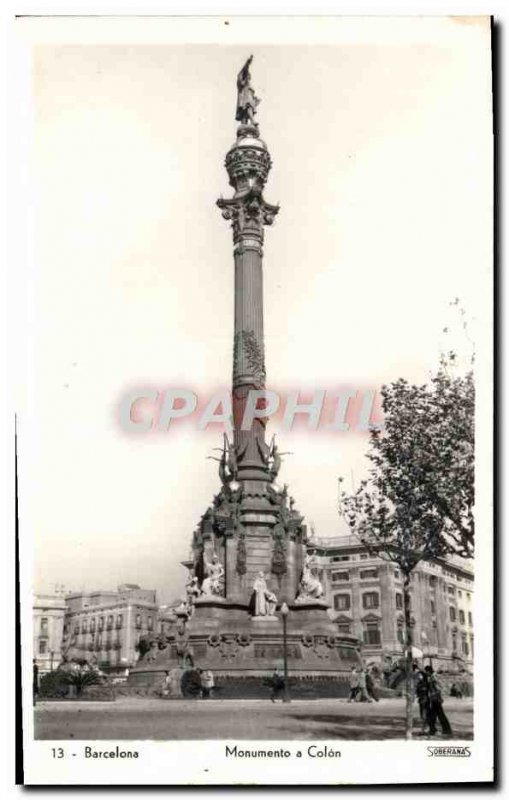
left=347, top=667, right=360, bottom=702
left=269, top=668, right=285, bottom=703
left=357, top=667, right=373, bottom=703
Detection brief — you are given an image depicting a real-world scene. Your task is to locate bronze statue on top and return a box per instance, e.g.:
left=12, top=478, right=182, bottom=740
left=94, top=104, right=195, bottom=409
left=236, top=55, right=260, bottom=126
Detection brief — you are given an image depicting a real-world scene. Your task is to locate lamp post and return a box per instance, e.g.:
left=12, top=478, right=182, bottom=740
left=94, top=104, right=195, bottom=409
left=280, top=602, right=290, bottom=703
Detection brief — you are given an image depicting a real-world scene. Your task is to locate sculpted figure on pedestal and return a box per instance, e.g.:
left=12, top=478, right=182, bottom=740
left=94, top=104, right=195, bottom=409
left=251, top=571, right=278, bottom=617
left=236, top=55, right=260, bottom=126
left=201, top=554, right=225, bottom=597
left=185, top=575, right=201, bottom=615
left=296, top=554, right=325, bottom=601
left=208, top=435, right=238, bottom=485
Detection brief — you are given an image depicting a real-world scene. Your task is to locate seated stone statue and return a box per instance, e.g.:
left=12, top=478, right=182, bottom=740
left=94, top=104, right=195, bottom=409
left=201, top=554, right=224, bottom=597
left=252, top=572, right=278, bottom=617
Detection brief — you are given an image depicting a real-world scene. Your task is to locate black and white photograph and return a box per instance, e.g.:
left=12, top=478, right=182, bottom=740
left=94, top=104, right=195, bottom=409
left=10, top=12, right=494, bottom=786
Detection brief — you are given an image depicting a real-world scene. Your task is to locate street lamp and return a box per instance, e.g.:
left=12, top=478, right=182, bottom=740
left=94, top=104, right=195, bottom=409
left=280, top=602, right=290, bottom=704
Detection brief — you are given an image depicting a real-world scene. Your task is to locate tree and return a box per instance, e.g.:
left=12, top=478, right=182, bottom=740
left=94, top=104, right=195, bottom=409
left=339, top=354, right=474, bottom=739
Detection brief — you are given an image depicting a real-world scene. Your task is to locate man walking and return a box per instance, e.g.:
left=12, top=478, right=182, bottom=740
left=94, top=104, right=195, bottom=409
left=425, top=665, right=452, bottom=737
left=357, top=667, right=373, bottom=703
left=270, top=668, right=285, bottom=702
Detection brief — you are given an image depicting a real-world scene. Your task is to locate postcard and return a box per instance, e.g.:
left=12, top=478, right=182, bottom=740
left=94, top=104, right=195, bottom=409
left=14, top=13, right=494, bottom=786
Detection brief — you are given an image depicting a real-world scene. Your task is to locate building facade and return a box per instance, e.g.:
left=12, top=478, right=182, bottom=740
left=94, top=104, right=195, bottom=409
left=309, top=536, right=474, bottom=672
left=33, top=592, right=67, bottom=674
left=63, top=584, right=160, bottom=674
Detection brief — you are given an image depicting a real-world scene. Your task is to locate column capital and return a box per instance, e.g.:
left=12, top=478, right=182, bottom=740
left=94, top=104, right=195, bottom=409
left=217, top=195, right=279, bottom=245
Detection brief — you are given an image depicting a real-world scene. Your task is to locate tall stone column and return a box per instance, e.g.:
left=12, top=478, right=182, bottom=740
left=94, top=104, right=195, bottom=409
left=218, top=124, right=278, bottom=487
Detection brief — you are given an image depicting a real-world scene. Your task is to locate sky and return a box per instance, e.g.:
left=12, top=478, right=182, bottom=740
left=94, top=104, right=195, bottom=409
left=20, top=17, right=492, bottom=604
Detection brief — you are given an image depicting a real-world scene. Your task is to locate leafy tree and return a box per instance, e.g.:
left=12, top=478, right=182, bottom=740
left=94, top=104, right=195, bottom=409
left=339, top=354, right=474, bottom=739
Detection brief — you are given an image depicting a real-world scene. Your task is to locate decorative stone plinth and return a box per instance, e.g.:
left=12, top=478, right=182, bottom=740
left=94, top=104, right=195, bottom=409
left=128, top=601, right=361, bottom=694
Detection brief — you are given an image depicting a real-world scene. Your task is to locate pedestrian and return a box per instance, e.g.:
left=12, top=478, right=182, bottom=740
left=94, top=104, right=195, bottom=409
left=414, top=669, right=430, bottom=734
left=33, top=659, right=39, bottom=705
left=270, top=668, right=285, bottom=702
left=365, top=669, right=379, bottom=702
left=347, top=667, right=360, bottom=702
left=450, top=682, right=463, bottom=699
left=161, top=670, right=172, bottom=698
left=357, top=667, right=373, bottom=703
left=201, top=668, right=215, bottom=699
left=425, top=666, right=452, bottom=737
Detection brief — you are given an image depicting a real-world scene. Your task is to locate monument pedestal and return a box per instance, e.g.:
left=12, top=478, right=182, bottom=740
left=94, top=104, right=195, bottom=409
left=128, top=598, right=360, bottom=694
left=127, top=62, right=362, bottom=699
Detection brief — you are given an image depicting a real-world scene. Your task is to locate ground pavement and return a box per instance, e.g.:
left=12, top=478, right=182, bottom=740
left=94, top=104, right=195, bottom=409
left=34, top=697, right=473, bottom=741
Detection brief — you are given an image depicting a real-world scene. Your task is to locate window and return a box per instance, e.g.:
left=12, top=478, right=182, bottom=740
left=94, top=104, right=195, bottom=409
left=363, top=623, right=381, bottom=646
left=429, top=575, right=437, bottom=588
left=397, top=625, right=404, bottom=644
left=468, top=612, right=473, bottom=627
left=331, top=571, right=349, bottom=583
left=466, top=593, right=471, bottom=602
left=74, top=623, right=79, bottom=634
left=116, top=614, right=123, bottom=629
left=81, top=619, right=88, bottom=633
left=462, top=636, right=469, bottom=656
left=107, top=615, right=113, bottom=630
left=90, top=618, right=96, bottom=632
left=395, top=593, right=403, bottom=610
left=98, top=617, right=104, bottom=631
left=470, top=635, right=474, bottom=657
left=448, top=586, right=455, bottom=596
left=40, top=617, right=48, bottom=634
left=359, top=554, right=368, bottom=560
left=332, top=555, right=350, bottom=562
left=430, top=600, right=436, bottom=615
left=333, top=594, right=351, bottom=611
left=452, top=634, right=457, bottom=652
left=394, top=569, right=400, bottom=579
left=362, top=592, right=379, bottom=609
left=39, top=640, right=48, bottom=654
left=148, top=615, right=153, bottom=631
left=360, top=568, right=378, bottom=580
left=432, top=619, right=437, bottom=629
left=449, top=607, right=456, bottom=622
left=459, top=610, right=465, bottom=625
left=337, top=622, right=351, bottom=634
left=458, top=590, right=462, bottom=598
left=135, top=614, right=142, bottom=629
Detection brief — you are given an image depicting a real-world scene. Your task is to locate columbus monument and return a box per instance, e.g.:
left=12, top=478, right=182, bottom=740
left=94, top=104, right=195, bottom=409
left=130, top=58, right=360, bottom=695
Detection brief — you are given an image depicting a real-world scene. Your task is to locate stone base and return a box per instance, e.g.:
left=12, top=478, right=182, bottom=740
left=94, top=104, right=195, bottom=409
left=128, top=600, right=361, bottom=693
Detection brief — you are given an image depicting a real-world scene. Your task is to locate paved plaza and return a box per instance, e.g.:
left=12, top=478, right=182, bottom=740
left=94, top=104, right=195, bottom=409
left=34, top=697, right=473, bottom=741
